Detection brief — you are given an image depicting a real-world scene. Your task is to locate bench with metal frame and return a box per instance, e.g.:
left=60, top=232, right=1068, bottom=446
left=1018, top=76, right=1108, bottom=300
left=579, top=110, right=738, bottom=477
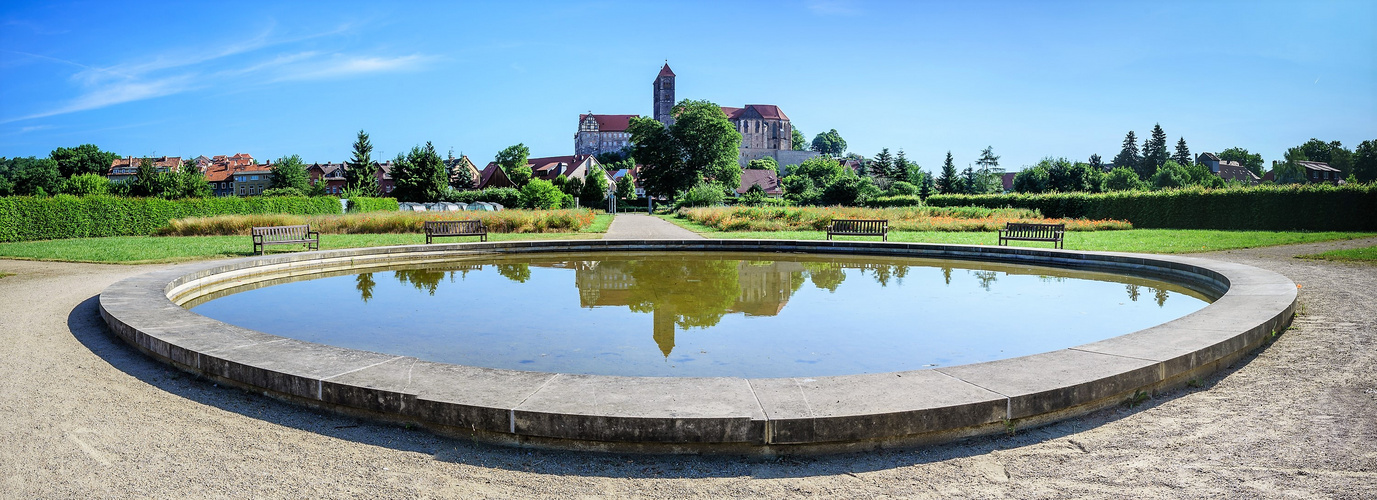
left=998, top=222, right=1065, bottom=249
left=251, top=225, right=319, bottom=255
left=424, top=220, right=487, bottom=244
left=826, top=219, right=888, bottom=241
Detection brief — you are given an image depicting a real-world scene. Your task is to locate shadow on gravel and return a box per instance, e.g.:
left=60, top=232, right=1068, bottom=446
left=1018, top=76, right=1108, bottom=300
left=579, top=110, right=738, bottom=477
left=67, top=293, right=1268, bottom=480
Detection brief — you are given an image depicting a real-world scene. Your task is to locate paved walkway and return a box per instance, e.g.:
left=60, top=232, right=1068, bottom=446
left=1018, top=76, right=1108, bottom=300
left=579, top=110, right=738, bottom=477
left=603, top=213, right=703, bottom=240
left=0, top=236, right=1374, bottom=497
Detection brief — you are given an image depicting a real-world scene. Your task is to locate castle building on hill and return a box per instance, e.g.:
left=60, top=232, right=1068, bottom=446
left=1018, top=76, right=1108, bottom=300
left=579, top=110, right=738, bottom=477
left=576, top=64, right=818, bottom=166
left=575, top=114, right=636, bottom=156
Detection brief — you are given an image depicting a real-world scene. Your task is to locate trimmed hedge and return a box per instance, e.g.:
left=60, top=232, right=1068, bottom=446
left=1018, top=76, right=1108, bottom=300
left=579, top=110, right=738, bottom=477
left=926, top=184, right=1377, bottom=231
left=863, top=195, right=924, bottom=208
left=443, top=188, right=522, bottom=208
left=346, top=197, right=400, bottom=213
left=0, top=195, right=394, bottom=242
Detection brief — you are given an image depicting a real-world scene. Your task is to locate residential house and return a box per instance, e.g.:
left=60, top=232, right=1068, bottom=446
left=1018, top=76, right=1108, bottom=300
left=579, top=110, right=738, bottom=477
left=203, top=153, right=256, bottom=196
left=480, top=155, right=613, bottom=189
left=307, top=162, right=347, bottom=195
left=233, top=166, right=272, bottom=196
left=1001, top=172, right=1018, bottom=192
left=107, top=156, right=182, bottom=183
left=476, top=163, right=516, bottom=189
left=1260, top=160, right=1343, bottom=184
left=445, top=155, right=481, bottom=189
left=737, top=169, right=783, bottom=197
left=1197, top=152, right=1261, bottom=185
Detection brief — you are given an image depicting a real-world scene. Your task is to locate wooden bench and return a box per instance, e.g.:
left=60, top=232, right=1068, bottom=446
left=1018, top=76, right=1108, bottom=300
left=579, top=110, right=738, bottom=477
left=251, top=225, right=319, bottom=255
left=826, top=219, right=888, bottom=241
left=998, top=222, right=1066, bottom=249
left=424, top=220, right=487, bottom=244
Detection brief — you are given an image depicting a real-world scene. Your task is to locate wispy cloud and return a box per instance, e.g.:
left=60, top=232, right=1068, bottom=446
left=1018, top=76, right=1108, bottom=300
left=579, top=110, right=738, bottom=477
left=5, top=22, right=428, bottom=123
left=272, top=54, right=437, bottom=81
left=806, top=0, right=862, bottom=16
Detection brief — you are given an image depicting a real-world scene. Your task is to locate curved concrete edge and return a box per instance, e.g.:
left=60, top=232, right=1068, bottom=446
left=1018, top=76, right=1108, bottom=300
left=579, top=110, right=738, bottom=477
left=98, top=239, right=1296, bottom=454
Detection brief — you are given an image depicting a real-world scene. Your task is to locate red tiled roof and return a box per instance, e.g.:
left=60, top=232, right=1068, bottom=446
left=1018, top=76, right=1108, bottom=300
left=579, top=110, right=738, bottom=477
left=719, top=105, right=789, bottom=122
left=580, top=114, right=637, bottom=132
left=744, top=104, right=788, bottom=121
left=738, top=169, right=782, bottom=195
left=658, top=63, right=675, bottom=77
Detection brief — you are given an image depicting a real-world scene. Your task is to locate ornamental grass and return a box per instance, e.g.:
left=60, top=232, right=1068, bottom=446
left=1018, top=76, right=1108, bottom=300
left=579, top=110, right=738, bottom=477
left=156, top=209, right=598, bottom=236
left=677, top=206, right=1131, bottom=232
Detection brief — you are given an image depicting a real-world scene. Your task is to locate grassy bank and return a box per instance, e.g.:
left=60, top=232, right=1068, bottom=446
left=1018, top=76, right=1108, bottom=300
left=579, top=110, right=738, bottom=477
left=1299, top=245, right=1377, bottom=263
left=658, top=216, right=1374, bottom=254
left=0, top=232, right=600, bottom=264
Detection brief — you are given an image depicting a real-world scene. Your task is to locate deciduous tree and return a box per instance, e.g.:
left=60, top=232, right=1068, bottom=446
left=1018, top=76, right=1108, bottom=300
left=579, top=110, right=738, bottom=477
left=628, top=99, right=742, bottom=199
left=270, top=154, right=310, bottom=192
left=809, top=129, right=847, bottom=156
left=50, top=144, right=118, bottom=178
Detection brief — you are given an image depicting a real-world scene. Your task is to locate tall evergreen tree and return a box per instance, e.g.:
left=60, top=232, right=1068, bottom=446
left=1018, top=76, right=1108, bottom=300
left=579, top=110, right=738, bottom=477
left=870, top=148, right=895, bottom=182
left=893, top=149, right=911, bottom=183
left=960, top=166, right=978, bottom=194
left=976, top=146, right=1000, bottom=172
left=935, top=151, right=958, bottom=194
left=1112, top=131, right=1140, bottom=174
left=345, top=130, right=380, bottom=196
left=1172, top=137, right=1192, bottom=166
left=1140, top=123, right=1169, bottom=178
left=1088, top=153, right=1105, bottom=171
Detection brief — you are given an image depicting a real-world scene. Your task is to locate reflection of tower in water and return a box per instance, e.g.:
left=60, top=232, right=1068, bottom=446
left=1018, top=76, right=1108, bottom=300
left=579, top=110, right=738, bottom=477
left=573, top=259, right=806, bottom=358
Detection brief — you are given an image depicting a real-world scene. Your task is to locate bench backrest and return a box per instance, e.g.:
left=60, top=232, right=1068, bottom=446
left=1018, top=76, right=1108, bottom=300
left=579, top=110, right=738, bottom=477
left=1003, top=222, right=1065, bottom=238
left=425, top=220, right=485, bottom=234
left=252, top=225, right=312, bottom=241
left=828, top=219, right=888, bottom=233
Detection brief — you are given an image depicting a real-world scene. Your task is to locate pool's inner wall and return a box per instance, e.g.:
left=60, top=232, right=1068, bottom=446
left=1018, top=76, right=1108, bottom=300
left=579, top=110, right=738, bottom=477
left=98, top=239, right=1296, bottom=454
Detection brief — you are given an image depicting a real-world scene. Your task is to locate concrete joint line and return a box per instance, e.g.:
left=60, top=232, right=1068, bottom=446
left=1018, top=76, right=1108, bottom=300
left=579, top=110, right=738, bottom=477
left=510, top=374, right=560, bottom=433
left=933, top=369, right=1014, bottom=420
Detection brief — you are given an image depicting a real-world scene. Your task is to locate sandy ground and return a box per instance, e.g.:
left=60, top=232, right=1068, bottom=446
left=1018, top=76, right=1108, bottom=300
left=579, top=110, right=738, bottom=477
left=1, top=237, right=1375, bottom=499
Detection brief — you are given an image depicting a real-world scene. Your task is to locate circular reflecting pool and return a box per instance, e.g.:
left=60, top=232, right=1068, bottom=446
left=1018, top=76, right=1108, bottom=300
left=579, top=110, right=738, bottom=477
left=188, top=251, right=1210, bottom=378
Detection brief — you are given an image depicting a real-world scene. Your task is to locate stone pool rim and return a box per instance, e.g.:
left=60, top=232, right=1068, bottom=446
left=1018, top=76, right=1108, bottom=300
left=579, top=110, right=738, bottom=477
left=98, top=239, right=1297, bottom=454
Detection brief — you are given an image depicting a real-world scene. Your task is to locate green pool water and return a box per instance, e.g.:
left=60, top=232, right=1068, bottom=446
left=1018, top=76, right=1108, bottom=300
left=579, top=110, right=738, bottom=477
left=189, top=252, right=1210, bottom=377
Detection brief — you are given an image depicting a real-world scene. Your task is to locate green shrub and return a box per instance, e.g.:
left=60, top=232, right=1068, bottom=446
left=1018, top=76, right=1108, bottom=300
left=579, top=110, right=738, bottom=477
left=674, top=182, right=726, bottom=208
left=0, top=195, right=391, bottom=242
left=926, top=183, right=1377, bottom=231
left=443, top=187, right=522, bottom=208
left=345, top=196, right=399, bottom=213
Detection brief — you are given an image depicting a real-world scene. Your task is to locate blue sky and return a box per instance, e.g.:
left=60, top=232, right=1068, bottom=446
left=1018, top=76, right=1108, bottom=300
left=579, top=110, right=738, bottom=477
left=1, top=0, right=1373, bottom=171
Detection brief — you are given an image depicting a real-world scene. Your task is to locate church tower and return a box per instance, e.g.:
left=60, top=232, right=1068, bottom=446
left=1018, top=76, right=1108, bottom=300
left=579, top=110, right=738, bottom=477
left=653, top=63, right=675, bottom=126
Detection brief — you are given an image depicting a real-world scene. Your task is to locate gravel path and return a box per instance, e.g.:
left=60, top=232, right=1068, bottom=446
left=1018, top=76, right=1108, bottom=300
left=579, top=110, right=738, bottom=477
left=604, top=214, right=703, bottom=240
left=1, top=237, right=1374, bottom=498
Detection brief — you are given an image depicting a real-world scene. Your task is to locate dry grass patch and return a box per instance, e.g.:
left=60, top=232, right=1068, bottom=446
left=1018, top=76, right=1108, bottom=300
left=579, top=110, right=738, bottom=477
left=678, top=206, right=1131, bottom=232
left=157, top=209, right=598, bottom=236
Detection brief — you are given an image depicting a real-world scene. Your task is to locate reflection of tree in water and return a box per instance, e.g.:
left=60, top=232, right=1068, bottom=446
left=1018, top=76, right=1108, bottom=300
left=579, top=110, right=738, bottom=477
left=394, top=269, right=448, bottom=295
left=867, top=265, right=909, bottom=286
left=971, top=270, right=999, bottom=291
left=802, top=262, right=846, bottom=292
left=1126, top=284, right=1140, bottom=302
left=1153, top=287, right=1169, bottom=307
left=356, top=273, right=376, bottom=302
left=496, top=264, right=531, bottom=283
left=942, top=266, right=953, bottom=285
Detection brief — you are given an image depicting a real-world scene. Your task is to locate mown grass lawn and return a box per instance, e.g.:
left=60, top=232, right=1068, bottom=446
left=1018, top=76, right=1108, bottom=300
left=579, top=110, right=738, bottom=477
left=656, top=215, right=1375, bottom=254
left=0, top=232, right=600, bottom=264
left=1299, top=245, right=1377, bottom=263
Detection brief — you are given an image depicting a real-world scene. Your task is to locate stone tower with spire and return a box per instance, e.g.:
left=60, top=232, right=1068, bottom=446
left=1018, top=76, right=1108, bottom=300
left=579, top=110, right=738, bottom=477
left=653, top=63, right=675, bottom=126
